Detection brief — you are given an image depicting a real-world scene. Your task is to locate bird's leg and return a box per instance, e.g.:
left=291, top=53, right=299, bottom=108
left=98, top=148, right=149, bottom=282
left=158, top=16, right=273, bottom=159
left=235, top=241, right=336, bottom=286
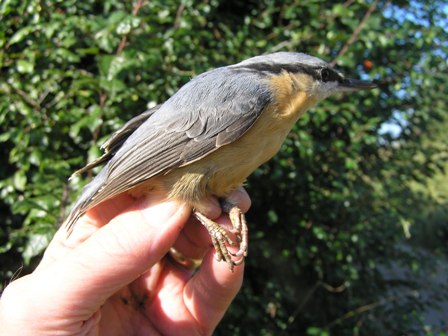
left=194, top=210, right=240, bottom=271
left=220, top=199, right=249, bottom=258
left=193, top=198, right=248, bottom=271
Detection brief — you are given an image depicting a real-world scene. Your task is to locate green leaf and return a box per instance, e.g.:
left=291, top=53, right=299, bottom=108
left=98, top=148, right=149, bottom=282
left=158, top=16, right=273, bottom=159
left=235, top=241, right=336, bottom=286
left=8, top=26, right=36, bottom=46
left=16, top=60, right=34, bottom=73
left=332, top=4, right=345, bottom=16
left=99, top=78, right=126, bottom=92
left=22, top=233, right=51, bottom=264
left=307, top=326, right=329, bottom=336
left=13, top=171, right=27, bottom=191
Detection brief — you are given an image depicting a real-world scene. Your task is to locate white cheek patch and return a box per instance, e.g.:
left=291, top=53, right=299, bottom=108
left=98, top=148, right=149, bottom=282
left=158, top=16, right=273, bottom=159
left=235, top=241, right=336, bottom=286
left=318, top=81, right=340, bottom=98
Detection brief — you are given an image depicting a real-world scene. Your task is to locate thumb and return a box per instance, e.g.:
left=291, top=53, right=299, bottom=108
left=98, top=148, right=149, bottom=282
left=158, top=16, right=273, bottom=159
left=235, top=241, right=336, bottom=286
left=40, top=197, right=190, bottom=315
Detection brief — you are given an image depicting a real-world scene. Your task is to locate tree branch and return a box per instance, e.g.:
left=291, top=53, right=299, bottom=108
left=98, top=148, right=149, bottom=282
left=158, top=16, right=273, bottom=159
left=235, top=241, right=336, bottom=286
left=330, top=0, right=379, bottom=66
left=173, top=3, right=186, bottom=29
left=324, top=289, right=419, bottom=330
left=116, top=0, right=145, bottom=55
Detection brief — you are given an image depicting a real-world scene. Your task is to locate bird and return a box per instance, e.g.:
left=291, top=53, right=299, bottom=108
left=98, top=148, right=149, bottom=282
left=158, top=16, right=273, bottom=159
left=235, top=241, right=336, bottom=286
left=65, top=52, right=376, bottom=271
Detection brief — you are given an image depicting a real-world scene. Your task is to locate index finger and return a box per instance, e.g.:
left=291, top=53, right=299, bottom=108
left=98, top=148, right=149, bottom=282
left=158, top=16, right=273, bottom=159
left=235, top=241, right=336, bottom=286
left=39, top=193, right=137, bottom=267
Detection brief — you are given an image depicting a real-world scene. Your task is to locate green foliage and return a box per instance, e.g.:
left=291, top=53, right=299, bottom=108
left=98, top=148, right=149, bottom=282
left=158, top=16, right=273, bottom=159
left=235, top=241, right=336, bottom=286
left=1, top=0, right=447, bottom=334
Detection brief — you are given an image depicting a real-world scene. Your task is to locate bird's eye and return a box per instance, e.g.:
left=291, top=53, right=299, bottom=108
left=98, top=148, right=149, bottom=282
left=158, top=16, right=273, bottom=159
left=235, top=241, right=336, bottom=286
left=320, top=69, right=334, bottom=83
left=321, top=68, right=338, bottom=82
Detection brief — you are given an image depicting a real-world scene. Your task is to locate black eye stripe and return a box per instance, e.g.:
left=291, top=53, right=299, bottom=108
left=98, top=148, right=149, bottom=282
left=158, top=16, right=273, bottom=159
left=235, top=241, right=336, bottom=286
left=232, top=62, right=321, bottom=80
left=232, top=63, right=343, bottom=83
left=321, top=68, right=341, bottom=83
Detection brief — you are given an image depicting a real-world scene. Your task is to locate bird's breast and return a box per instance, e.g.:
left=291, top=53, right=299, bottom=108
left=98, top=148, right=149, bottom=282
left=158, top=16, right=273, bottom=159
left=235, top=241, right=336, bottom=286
left=162, top=98, right=311, bottom=208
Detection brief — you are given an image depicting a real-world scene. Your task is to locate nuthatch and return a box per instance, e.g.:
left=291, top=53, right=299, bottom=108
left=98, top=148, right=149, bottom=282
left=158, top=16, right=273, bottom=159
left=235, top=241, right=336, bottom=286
left=65, top=52, right=376, bottom=270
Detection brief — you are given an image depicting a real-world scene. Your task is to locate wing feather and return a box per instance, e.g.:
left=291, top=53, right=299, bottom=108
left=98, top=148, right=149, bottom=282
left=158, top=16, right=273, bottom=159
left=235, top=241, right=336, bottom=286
left=66, top=67, right=272, bottom=230
left=70, top=105, right=160, bottom=178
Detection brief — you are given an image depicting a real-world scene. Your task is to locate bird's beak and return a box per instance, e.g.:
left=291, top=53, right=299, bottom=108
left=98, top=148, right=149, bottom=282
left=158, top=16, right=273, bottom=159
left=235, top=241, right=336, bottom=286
left=339, top=78, right=377, bottom=91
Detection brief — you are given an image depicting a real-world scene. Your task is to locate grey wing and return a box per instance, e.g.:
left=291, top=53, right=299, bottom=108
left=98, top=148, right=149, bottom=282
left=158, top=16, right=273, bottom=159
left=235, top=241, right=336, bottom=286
left=101, top=105, right=161, bottom=154
left=65, top=68, right=272, bottom=232
left=70, top=105, right=161, bottom=178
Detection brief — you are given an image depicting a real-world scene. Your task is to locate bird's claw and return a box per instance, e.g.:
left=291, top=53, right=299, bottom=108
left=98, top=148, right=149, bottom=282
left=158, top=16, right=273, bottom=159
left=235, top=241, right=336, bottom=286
left=227, top=204, right=248, bottom=258
left=194, top=203, right=249, bottom=271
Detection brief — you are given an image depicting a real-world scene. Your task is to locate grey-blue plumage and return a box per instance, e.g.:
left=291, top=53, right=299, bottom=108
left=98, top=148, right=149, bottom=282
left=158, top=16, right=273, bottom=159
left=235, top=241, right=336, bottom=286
left=64, top=52, right=376, bottom=270
left=65, top=61, right=275, bottom=231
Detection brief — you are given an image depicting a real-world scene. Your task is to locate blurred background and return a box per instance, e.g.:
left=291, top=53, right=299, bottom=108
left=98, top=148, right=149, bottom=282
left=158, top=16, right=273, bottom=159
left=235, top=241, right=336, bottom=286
left=0, top=0, right=447, bottom=334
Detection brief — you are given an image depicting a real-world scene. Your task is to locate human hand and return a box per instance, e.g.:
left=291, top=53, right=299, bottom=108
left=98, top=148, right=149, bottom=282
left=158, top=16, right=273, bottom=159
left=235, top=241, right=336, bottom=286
left=0, top=188, right=250, bottom=335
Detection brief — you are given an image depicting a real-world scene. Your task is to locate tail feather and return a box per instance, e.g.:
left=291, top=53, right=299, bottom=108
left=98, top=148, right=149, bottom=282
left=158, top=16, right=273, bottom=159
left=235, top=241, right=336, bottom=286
left=64, top=107, right=160, bottom=232
left=64, top=168, right=108, bottom=234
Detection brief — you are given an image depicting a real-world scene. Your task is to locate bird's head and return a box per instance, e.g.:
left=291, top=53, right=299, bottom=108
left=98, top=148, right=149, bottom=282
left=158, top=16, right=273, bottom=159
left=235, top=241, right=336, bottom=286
left=231, top=52, right=376, bottom=101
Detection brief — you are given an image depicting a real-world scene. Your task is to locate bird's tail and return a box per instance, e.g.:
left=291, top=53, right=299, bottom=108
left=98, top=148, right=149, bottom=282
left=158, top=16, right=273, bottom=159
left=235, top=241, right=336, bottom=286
left=63, top=168, right=108, bottom=234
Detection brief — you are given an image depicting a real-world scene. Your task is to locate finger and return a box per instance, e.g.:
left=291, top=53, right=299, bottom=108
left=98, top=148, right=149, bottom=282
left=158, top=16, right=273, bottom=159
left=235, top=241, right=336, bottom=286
left=183, top=247, right=244, bottom=334
left=171, top=217, right=212, bottom=261
left=139, top=247, right=244, bottom=336
left=34, top=195, right=191, bottom=318
left=39, top=193, right=137, bottom=268
left=226, top=186, right=252, bottom=213
left=81, top=193, right=136, bottom=228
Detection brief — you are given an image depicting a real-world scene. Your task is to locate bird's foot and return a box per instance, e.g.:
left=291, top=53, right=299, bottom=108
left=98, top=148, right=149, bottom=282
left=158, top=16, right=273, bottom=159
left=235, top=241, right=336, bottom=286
left=221, top=200, right=248, bottom=258
left=194, top=211, right=240, bottom=271
left=194, top=200, right=248, bottom=271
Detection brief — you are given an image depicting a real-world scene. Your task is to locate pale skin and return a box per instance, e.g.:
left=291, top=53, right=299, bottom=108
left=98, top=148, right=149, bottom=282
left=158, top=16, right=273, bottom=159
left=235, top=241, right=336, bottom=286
left=0, top=188, right=250, bottom=336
